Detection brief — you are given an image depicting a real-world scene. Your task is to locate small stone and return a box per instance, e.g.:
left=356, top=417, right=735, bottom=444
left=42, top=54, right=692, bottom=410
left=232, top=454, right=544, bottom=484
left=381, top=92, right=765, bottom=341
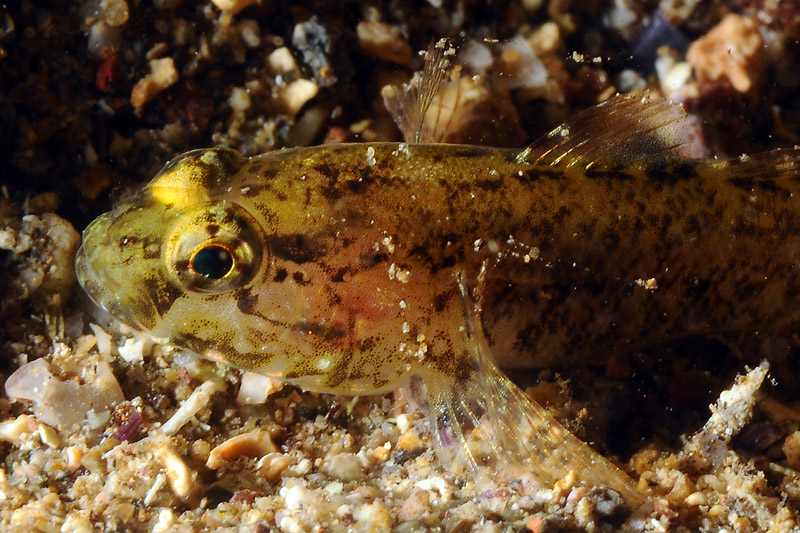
left=158, top=442, right=199, bottom=501
left=0, top=414, right=36, bottom=444
left=131, top=57, right=179, bottom=110
left=229, top=86, right=251, bottom=113
left=27, top=192, right=60, bottom=214
left=783, top=430, right=800, bottom=469
left=280, top=78, right=318, bottom=117
left=353, top=501, right=392, bottom=533
left=685, top=491, right=707, bottom=506
left=258, top=452, right=293, bottom=482
left=267, top=46, right=298, bottom=74
left=528, top=22, right=560, bottom=55
left=687, top=14, right=763, bottom=93
left=397, top=429, right=424, bottom=453
left=211, top=0, right=257, bottom=15
left=324, top=452, right=364, bottom=482
left=357, top=21, right=412, bottom=64
left=100, top=0, right=129, bottom=27
left=38, top=422, right=61, bottom=448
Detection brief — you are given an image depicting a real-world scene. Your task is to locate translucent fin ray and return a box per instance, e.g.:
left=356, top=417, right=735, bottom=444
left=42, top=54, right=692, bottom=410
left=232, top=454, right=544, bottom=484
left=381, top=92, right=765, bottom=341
left=382, top=39, right=462, bottom=144
left=517, top=93, right=707, bottom=171
left=409, top=274, right=648, bottom=507
left=703, top=147, right=800, bottom=183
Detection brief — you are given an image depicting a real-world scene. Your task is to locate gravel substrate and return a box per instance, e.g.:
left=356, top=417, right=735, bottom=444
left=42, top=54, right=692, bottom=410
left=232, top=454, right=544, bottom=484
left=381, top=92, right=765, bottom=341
left=2, top=1, right=800, bottom=531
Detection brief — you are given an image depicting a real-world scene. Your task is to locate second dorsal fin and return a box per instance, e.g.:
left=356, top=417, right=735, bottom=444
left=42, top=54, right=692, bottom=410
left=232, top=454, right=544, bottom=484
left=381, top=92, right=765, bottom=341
left=517, top=93, right=707, bottom=170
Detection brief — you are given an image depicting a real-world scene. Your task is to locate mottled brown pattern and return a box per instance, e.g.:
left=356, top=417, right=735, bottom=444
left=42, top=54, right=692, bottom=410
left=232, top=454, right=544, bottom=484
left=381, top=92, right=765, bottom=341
left=75, top=97, right=800, bottom=502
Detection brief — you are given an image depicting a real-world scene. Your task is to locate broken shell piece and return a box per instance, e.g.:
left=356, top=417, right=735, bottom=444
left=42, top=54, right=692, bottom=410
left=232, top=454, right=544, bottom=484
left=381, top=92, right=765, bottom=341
left=237, top=371, right=283, bottom=405
left=207, top=429, right=278, bottom=469
left=160, top=380, right=223, bottom=435
left=5, top=358, right=124, bottom=429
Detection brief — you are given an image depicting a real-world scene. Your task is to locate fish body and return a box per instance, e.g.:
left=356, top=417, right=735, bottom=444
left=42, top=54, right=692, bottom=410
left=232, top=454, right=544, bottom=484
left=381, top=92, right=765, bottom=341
left=76, top=95, right=800, bottom=504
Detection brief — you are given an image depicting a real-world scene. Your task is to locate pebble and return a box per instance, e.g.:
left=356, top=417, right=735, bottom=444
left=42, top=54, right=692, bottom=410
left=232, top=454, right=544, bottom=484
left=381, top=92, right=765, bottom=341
left=280, top=78, right=319, bottom=117
left=257, top=452, right=293, bottom=482
left=323, top=452, right=364, bottom=482
left=0, top=414, right=37, bottom=444
left=685, top=491, right=708, bottom=506
left=130, top=57, right=179, bottom=110
left=267, top=46, right=298, bottom=74
left=783, top=430, right=800, bottom=469
left=353, top=501, right=392, bottom=533
left=157, top=441, right=199, bottom=501
left=99, top=0, right=129, bottom=26
left=356, top=21, right=412, bottom=64
left=687, top=14, right=763, bottom=93
left=211, top=0, right=257, bottom=15
left=397, top=429, right=424, bottom=453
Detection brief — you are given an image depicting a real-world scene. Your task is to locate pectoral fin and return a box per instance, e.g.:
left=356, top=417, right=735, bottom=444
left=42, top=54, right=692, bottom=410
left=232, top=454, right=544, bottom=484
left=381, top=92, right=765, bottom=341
left=407, top=273, right=648, bottom=507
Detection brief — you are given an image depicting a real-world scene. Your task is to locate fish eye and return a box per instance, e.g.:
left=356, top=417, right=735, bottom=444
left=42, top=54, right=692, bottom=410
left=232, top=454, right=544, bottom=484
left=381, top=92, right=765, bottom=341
left=165, top=203, right=267, bottom=294
left=190, top=245, right=234, bottom=279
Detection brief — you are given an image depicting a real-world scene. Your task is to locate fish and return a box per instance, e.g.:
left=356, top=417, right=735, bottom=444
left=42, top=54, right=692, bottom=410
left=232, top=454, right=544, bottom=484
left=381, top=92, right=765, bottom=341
left=75, top=47, right=800, bottom=507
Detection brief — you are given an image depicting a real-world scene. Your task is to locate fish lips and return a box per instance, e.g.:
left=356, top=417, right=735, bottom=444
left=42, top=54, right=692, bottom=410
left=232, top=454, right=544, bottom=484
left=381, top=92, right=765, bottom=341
left=75, top=216, right=149, bottom=333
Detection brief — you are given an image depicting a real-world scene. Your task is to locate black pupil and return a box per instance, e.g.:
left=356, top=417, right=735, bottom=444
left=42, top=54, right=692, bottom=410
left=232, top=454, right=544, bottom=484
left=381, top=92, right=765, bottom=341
left=191, top=246, right=233, bottom=279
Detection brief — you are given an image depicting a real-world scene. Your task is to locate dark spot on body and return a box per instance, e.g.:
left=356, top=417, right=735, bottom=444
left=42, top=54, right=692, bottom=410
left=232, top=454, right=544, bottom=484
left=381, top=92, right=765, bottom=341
left=432, top=291, right=453, bottom=312
left=512, top=168, right=539, bottom=184
left=330, top=267, right=351, bottom=282
left=359, top=253, right=388, bottom=266
left=313, top=162, right=343, bottom=200
left=274, top=268, right=288, bottom=282
left=292, top=271, right=309, bottom=285
left=686, top=276, right=711, bottom=299
left=358, top=337, right=377, bottom=352
left=473, top=178, right=503, bottom=192
left=242, top=183, right=272, bottom=198
left=623, top=282, right=635, bottom=297
left=730, top=177, right=755, bottom=191
left=235, top=287, right=260, bottom=316
left=143, top=276, right=184, bottom=316
left=448, top=146, right=492, bottom=158
left=270, top=233, right=327, bottom=264
left=119, top=235, right=139, bottom=248
left=139, top=236, right=162, bottom=260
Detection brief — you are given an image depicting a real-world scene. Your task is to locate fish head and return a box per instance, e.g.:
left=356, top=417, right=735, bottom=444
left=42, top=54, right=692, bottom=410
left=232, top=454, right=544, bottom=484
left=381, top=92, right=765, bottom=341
left=77, top=147, right=421, bottom=394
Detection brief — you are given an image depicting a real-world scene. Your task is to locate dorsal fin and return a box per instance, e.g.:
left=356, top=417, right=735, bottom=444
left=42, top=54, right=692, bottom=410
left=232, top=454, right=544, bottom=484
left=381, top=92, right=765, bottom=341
left=382, top=39, right=461, bottom=143
left=708, top=147, right=800, bottom=182
left=517, top=93, right=707, bottom=170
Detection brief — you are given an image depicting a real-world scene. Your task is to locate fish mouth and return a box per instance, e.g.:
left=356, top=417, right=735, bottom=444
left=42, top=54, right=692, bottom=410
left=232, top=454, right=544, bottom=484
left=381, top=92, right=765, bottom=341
left=75, top=216, right=146, bottom=332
